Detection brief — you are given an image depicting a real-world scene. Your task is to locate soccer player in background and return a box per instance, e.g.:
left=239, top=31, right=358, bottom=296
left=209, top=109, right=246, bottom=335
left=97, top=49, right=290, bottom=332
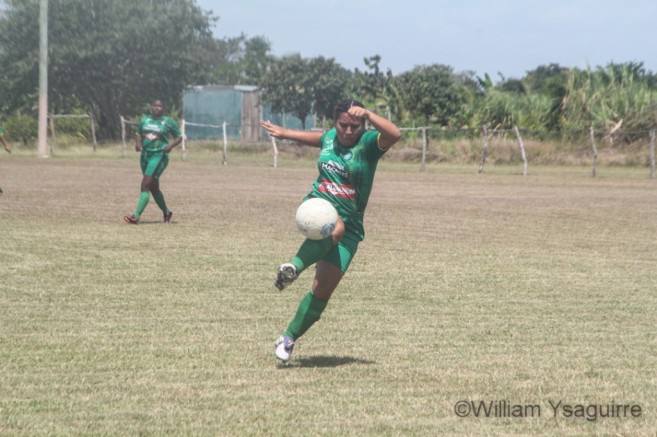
left=0, top=123, right=11, bottom=194
left=260, top=99, right=401, bottom=363
left=124, top=99, right=182, bottom=224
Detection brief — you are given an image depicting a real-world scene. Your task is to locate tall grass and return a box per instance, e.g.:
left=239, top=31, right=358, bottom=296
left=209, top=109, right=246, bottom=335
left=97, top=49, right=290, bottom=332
left=472, top=90, right=555, bottom=131
left=561, top=64, right=657, bottom=138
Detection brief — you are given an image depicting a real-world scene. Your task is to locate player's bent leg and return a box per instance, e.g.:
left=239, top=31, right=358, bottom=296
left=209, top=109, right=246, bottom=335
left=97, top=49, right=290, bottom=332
left=273, top=240, right=353, bottom=362
left=273, top=237, right=336, bottom=291
left=149, top=179, right=172, bottom=223
left=134, top=191, right=150, bottom=218
left=312, top=260, right=343, bottom=300
left=273, top=262, right=342, bottom=362
left=291, top=237, right=333, bottom=273
left=275, top=291, right=329, bottom=363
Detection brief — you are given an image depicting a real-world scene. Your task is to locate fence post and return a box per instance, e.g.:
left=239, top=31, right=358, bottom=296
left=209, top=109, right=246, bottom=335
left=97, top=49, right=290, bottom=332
left=120, top=116, right=127, bottom=157
left=271, top=136, right=278, bottom=168
left=514, top=126, right=527, bottom=176
left=650, top=129, right=655, bottom=179
left=590, top=126, right=598, bottom=178
left=87, top=112, right=97, bottom=152
left=222, top=121, right=228, bottom=165
left=420, top=127, right=428, bottom=172
left=181, top=119, right=187, bottom=161
left=478, top=126, right=489, bottom=173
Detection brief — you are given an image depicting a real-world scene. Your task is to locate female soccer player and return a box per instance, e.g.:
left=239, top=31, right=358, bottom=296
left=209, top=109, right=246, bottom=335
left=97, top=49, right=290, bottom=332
left=124, top=99, right=182, bottom=224
left=260, top=99, right=401, bottom=363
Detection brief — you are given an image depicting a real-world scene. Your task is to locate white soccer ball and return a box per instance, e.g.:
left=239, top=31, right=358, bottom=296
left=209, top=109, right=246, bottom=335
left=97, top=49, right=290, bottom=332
left=295, top=197, right=338, bottom=240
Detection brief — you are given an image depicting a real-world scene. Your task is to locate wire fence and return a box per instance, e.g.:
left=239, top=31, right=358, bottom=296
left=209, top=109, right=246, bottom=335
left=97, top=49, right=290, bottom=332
left=394, top=125, right=657, bottom=178
left=102, top=116, right=656, bottom=179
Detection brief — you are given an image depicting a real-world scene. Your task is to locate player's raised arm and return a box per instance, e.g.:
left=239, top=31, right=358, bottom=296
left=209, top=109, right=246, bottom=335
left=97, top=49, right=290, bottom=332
left=260, top=120, right=323, bottom=148
left=347, top=106, right=401, bottom=150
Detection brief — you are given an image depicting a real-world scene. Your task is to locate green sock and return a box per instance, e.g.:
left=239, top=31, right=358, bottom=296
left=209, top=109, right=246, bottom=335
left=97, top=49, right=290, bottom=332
left=291, top=237, right=333, bottom=273
left=152, top=191, right=168, bottom=214
left=134, top=191, right=150, bottom=218
left=285, top=291, right=329, bottom=340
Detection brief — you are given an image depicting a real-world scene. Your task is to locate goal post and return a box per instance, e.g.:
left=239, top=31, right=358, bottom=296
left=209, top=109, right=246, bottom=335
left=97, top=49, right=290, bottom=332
left=48, top=113, right=97, bottom=154
left=120, top=115, right=139, bottom=157
left=181, top=120, right=226, bottom=164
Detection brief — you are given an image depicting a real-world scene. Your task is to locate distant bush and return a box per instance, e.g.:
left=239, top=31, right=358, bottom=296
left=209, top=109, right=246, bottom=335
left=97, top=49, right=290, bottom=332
left=2, top=115, right=38, bottom=146
left=52, top=115, right=93, bottom=140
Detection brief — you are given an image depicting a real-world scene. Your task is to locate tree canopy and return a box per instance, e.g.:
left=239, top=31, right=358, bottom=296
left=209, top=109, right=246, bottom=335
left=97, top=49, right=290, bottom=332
left=0, top=0, right=216, bottom=138
left=259, top=54, right=350, bottom=128
left=0, top=0, right=656, bottom=142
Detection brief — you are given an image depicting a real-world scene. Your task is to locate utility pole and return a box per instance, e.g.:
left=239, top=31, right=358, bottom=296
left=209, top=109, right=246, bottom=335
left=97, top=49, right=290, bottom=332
left=38, top=0, right=48, bottom=158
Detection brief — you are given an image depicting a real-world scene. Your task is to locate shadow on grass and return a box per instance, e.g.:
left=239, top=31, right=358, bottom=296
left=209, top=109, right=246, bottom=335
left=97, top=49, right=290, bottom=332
left=122, top=220, right=176, bottom=226
left=280, top=355, right=376, bottom=369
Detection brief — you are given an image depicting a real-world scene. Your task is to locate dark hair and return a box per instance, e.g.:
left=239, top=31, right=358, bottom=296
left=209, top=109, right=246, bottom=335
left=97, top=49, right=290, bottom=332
left=333, top=99, right=364, bottom=121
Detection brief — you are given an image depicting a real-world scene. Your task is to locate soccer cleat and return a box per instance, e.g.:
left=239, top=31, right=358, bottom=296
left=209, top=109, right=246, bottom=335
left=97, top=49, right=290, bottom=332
left=274, top=263, right=298, bottom=291
left=274, top=335, right=295, bottom=363
left=123, top=215, right=139, bottom=224
left=164, top=210, right=173, bottom=223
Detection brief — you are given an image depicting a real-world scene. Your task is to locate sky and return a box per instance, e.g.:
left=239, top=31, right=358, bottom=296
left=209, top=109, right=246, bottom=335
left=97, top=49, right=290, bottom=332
left=195, top=0, right=656, bottom=81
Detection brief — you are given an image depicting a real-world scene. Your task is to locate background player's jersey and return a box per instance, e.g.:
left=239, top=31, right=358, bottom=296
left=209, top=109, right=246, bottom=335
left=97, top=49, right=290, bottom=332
left=308, top=129, right=387, bottom=241
left=137, top=115, right=181, bottom=152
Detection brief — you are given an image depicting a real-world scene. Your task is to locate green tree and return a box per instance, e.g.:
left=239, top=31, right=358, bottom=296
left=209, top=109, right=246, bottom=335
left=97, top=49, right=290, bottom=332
left=259, top=54, right=350, bottom=128
left=241, top=36, right=273, bottom=85
left=208, top=34, right=273, bottom=85
left=0, top=0, right=216, bottom=139
left=524, top=63, right=568, bottom=95
left=395, top=64, right=470, bottom=126
left=350, top=55, right=403, bottom=121
left=0, top=0, right=40, bottom=114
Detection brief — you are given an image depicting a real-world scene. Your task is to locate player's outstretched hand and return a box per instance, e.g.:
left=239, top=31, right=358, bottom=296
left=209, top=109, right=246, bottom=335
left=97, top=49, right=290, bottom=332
left=260, top=120, right=286, bottom=139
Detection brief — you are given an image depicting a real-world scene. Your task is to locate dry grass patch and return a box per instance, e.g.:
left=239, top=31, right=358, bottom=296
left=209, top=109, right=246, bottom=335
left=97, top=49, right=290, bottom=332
left=0, top=150, right=655, bottom=435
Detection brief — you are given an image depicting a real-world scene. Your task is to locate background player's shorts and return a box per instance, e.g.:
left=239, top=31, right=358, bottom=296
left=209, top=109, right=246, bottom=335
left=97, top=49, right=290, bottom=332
left=140, top=151, right=169, bottom=179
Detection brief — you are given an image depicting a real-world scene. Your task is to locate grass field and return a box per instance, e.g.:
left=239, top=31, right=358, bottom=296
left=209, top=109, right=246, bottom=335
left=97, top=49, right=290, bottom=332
left=0, top=147, right=656, bottom=436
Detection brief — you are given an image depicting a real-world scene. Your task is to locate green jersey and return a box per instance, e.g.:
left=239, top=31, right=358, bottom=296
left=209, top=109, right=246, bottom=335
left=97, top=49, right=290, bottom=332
left=137, top=114, right=181, bottom=152
left=308, top=129, right=386, bottom=241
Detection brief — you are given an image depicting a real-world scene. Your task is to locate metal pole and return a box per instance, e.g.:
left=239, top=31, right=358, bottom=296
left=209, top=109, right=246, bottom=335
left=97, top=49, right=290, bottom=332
left=38, top=0, right=49, bottom=158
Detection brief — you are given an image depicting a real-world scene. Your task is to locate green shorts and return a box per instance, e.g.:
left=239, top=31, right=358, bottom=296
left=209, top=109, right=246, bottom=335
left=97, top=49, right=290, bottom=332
left=140, top=151, right=169, bottom=179
left=322, top=230, right=360, bottom=273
